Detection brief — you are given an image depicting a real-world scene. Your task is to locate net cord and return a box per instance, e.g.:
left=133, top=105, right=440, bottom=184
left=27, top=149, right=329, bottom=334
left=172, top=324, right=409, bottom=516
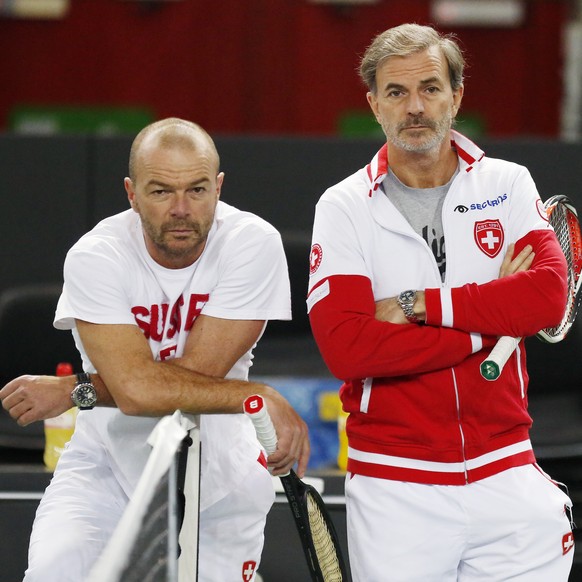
left=86, top=411, right=190, bottom=582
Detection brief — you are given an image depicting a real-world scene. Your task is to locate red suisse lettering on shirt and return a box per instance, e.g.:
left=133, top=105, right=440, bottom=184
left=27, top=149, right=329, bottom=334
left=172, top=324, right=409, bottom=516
left=131, top=293, right=210, bottom=340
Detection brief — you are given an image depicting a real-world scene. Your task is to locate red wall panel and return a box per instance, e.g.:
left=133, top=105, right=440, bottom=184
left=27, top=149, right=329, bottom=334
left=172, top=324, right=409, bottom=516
left=0, top=0, right=568, bottom=136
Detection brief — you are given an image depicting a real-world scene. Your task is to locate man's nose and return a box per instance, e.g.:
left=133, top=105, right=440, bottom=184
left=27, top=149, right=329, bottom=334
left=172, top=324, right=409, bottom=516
left=170, top=193, right=190, bottom=216
left=407, top=92, right=424, bottom=116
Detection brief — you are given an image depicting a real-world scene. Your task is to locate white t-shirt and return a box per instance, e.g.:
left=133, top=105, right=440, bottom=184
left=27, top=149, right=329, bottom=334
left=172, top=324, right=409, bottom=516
left=55, top=201, right=291, bottom=510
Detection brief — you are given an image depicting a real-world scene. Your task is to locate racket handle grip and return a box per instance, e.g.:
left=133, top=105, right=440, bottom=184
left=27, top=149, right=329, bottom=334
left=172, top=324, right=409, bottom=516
left=243, top=395, right=278, bottom=455
left=480, top=336, right=521, bottom=381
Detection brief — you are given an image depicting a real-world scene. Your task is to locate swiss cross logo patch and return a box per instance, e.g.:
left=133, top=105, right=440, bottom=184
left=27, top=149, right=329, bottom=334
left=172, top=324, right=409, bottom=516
left=310, top=243, right=323, bottom=275
left=562, top=532, right=575, bottom=555
left=474, top=220, right=504, bottom=258
left=242, top=560, right=257, bottom=581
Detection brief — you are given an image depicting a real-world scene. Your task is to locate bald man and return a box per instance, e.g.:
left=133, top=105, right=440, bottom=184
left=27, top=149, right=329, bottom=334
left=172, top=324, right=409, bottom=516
left=1, top=118, right=309, bottom=582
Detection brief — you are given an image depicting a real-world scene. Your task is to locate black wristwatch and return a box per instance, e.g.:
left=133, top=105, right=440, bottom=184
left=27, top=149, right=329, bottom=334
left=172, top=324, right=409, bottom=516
left=397, top=289, right=421, bottom=324
left=70, top=373, right=97, bottom=410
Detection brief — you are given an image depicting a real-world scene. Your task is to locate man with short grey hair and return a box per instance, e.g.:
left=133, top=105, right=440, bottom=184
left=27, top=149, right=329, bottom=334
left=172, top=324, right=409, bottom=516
left=308, top=23, right=573, bottom=581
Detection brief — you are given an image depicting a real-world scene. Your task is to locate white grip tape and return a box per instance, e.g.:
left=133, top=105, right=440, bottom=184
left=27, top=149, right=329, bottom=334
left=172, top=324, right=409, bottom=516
left=480, top=336, right=521, bottom=381
left=243, top=395, right=278, bottom=455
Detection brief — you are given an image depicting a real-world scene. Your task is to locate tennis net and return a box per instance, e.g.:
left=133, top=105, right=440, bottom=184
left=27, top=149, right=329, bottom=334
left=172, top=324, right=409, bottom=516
left=86, top=411, right=199, bottom=582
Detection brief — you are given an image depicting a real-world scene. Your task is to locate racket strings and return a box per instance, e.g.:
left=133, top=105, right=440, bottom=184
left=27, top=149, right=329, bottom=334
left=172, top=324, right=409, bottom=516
left=566, top=209, right=582, bottom=277
left=306, top=493, right=344, bottom=581
left=546, top=204, right=582, bottom=337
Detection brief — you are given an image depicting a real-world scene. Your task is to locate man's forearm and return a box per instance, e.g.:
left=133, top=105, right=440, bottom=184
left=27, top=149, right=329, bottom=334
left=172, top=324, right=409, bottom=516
left=310, top=274, right=492, bottom=380
left=424, top=231, right=566, bottom=338
left=75, top=353, right=256, bottom=413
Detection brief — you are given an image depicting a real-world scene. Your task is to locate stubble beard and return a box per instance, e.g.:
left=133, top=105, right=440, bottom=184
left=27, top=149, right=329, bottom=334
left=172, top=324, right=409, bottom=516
left=141, top=216, right=211, bottom=262
left=382, top=111, right=453, bottom=154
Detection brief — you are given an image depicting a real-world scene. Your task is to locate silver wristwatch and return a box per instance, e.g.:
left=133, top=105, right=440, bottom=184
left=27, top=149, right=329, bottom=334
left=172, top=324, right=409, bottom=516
left=71, top=373, right=97, bottom=410
left=397, top=289, right=421, bottom=324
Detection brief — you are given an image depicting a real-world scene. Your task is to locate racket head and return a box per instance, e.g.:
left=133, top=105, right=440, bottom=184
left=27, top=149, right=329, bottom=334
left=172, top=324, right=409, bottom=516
left=244, top=395, right=348, bottom=580
left=537, top=195, right=582, bottom=342
left=280, top=470, right=348, bottom=582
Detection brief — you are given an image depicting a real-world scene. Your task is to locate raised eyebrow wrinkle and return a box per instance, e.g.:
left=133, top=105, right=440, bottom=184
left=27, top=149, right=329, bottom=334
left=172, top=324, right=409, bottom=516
left=384, top=82, right=406, bottom=92
left=384, top=77, right=441, bottom=92
left=145, top=178, right=210, bottom=189
left=420, top=77, right=441, bottom=86
left=146, top=179, right=172, bottom=189
left=190, top=178, right=210, bottom=186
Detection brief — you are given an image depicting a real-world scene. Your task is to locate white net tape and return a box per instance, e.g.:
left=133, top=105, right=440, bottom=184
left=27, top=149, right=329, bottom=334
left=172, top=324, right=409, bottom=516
left=86, top=411, right=197, bottom=582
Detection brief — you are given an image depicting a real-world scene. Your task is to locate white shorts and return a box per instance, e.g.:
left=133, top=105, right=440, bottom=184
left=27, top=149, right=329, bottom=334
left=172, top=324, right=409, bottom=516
left=24, top=430, right=274, bottom=582
left=345, top=464, right=574, bottom=582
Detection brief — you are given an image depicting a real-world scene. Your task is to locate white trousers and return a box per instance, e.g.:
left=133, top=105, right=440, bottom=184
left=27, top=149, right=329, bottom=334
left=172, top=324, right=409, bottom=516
left=23, top=433, right=273, bottom=582
left=345, top=464, right=574, bottom=582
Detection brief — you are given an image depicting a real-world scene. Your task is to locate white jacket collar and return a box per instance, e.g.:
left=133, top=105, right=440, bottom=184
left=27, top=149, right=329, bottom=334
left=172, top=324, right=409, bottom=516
left=365, top=130, right=485, bottom=197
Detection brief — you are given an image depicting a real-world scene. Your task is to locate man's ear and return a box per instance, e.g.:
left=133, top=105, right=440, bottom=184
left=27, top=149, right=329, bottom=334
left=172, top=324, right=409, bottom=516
left=366, top=91, right=381, bottom=124
left=216, top=172, right=225, bottom=200
left=452, top=84, right=464, bottom=118
left=125, top=177, right=138, bottom=211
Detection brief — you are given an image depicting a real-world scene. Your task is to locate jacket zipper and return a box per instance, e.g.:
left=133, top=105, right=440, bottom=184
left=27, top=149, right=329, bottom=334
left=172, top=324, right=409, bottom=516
left=451, top=367, right=469, bottom=483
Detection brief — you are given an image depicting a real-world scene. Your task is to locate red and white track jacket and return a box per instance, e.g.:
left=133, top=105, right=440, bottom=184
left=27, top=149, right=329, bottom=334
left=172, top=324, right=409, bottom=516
left=308, top=131, right=567, bottom=485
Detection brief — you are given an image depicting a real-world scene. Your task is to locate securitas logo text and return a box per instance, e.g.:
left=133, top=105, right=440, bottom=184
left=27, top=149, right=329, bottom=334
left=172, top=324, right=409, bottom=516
left=469, top=193, right=508, bottom=211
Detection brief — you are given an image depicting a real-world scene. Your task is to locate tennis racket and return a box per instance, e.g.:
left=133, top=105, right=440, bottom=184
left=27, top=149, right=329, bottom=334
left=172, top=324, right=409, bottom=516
left=243, top=395, right=348, bottom=582
left=480, top=195, right=582, bottom=380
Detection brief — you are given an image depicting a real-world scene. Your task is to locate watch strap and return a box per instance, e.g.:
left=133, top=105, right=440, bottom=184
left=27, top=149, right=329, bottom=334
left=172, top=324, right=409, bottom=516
left=398, top=290, right=422, bottom=324
left=76, top=372, right=91, bottom=385
left=72, top=372, right=96, bottom=410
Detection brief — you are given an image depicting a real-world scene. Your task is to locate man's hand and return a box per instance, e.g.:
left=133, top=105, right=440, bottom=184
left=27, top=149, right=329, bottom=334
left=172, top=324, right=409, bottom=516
left=259, top=386, right=310, bottom=478
left=375, top=292, right=426, bottom=324
left=499, top=243, right=534, bottom=278
left=373, top=244, right=534, bottom=324
left=0, top=375, right=75, bottom=426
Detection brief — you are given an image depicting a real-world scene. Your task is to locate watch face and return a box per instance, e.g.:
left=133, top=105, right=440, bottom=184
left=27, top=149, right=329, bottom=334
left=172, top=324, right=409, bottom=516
left=74, top=383, right=96, bottom=407
left=400, top=289, right=415, bottom=303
